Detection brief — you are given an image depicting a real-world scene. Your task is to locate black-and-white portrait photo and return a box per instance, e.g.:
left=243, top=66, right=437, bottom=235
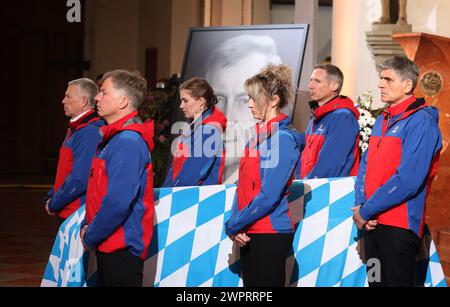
left=179, top=25, right=309, bottom=183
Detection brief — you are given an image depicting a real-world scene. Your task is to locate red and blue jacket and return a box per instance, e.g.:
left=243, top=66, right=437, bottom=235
left=163, top=107, right=227, bottom=187
left=46, top=110, right=104, bottom=219
left=225, top=114, right=303, bottom=236
left=297, top=96, right=360, bottom=179
left=356, top=96, right=442, bottom=238
left=83, top=112, right=155, bottom=260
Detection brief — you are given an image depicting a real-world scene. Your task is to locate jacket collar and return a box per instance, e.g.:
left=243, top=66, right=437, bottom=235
left=69, top=109, right=100, bottom=131
left=100, top=111, right=140, bottom=142
left=383, top=96, right=423, bottom=117
left=184, top=108, right=213, bottom=136
left=312, top=96, right=360, bottom=121
left=382, top=96, right=427, bottom=131
left=256, top=113, right=289, bottom=141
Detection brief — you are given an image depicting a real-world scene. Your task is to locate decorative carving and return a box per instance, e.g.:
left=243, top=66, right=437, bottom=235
left=420, top=71, right=443, bottom=97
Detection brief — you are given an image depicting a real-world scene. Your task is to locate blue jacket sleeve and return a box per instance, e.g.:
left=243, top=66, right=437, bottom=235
left=307, top=112, right=359, bottom=179
left=44, top=188, right=54, bottom=203
left=83, top=136, right=149, bottom=249
left=162, top=164, right=174, bottom=187
left=49, top=128, right=100, bottom=213
left=172, top=125, right=223, bottom=187
left=354, top=149, right=368, bottom=206
left=294, top=133, right=306, bottom=180
left=224, top=133, right=299, bottom=236
left=359, top=116, right=441, bottom=221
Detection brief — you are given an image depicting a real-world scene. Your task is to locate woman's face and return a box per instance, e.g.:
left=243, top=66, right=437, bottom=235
left=248, top=96, right=267, bottom=122
left=179, top=89, right=206, bottom=120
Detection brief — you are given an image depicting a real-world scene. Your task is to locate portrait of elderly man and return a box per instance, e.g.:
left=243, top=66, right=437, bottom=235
left=205, top=35, right=286, bottom=183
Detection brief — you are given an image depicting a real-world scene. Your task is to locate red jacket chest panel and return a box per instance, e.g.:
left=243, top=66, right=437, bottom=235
left=86, top=158, right=108, bottom=223
left=365, top=136, right=402, bottom=199
left=54, top=145, right=73, bottom=191
left=172, top=141, right=189, bottom=181
left=301, top=134, right=325, bottom=178
left=237, top=146, right=261, bottom=211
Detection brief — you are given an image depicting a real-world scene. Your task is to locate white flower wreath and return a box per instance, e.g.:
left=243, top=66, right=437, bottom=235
left=356, top=91, right=386, bottom=154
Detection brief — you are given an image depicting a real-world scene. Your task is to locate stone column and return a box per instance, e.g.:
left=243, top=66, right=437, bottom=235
left=366, top=23, right=412, bottom=67
left=293, top=0, right=319, bottom=132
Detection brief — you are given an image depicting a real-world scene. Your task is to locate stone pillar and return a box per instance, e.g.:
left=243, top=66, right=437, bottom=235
left=252, top=0, right=271, bottom=25
left=293, top=0, right=319, bottom=132
left=204, top=0, right=269, bottom=27
left=366, top=23, right=412, bottom=66
left=170, top=0, right=202, bottom=75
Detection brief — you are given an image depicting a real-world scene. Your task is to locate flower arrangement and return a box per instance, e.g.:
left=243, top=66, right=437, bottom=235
left=356, top=91, right=386, bottom=154
left=139, top=85, right=179, bottom=187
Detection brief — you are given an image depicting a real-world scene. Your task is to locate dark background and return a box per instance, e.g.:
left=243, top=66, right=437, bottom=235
left=0, top=0, right=85, bottom=178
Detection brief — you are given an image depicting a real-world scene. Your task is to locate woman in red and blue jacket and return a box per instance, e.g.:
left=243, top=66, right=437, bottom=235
left=163, top=78, right=227, bottom=187
left=224, top=64, right=303, bottom=287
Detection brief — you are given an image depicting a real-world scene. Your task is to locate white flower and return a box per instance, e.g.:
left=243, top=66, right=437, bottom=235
left=357, top=91, right=374, bottom=110
left=364, top=127, right=372, bottom=135
left=362, top=133, right=370, bottom=142
left=361, top=143, right=369, bottom=153
left=363, top=110, right=372, bottom=118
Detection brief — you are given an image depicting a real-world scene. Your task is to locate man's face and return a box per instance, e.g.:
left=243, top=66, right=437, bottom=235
left=378, top=69, right=410, bottom=105
left=62, top=85, right=86, bottom=119
left=95, top=78, right=125, bottom=121
left=308, top=68, right=336, bottom=105
left=209, top=53, right=271, bottom=127
left=208, top=52, right=273, bottom=182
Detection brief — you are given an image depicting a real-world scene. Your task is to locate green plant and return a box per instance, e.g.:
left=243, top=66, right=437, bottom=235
left=139, top=88, right=178, bottom=187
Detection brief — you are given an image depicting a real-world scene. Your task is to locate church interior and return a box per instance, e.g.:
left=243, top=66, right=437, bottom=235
left=0, top=0, right=448, bottom=287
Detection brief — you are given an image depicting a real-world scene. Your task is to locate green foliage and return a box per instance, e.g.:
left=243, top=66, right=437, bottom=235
left=139, top=88, right=179, bottom=187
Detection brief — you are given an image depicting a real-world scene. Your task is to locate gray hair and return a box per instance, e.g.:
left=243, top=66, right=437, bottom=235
left=314, top=64, right=344, bottom=94
left=102, top=70, right=147, bottom=110
left=378, top=55, right=419, bottom=94
left=68, top=78, right=99, bottom=108
left=206, top=35, right=282, bottom=77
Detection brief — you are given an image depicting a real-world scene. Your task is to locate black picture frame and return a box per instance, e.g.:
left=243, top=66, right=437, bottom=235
left=171, top=24, right=309, bottom=184
left=177, top=24, right=310, bottom=122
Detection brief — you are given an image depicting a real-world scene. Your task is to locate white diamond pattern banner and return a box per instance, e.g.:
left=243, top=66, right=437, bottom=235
left=41, top=178, right=447, bottom=287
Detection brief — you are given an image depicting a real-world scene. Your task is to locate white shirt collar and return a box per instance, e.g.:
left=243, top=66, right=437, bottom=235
left=70, top=109, right=93, bottom=123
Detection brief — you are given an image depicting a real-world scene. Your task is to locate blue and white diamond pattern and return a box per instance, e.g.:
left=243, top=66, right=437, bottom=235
left=42, top=178, right=447, bottom=287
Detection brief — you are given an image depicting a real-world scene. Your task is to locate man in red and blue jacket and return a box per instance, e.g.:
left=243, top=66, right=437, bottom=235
left=297, top=64, right=360, bottom=180
left=45, top=79, right=104, bottom=222
left=163, top=107, right=227, bottom=187
left=81, top=70, right=155, bottom=287
left=352, top=56, right=442, bottom=287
